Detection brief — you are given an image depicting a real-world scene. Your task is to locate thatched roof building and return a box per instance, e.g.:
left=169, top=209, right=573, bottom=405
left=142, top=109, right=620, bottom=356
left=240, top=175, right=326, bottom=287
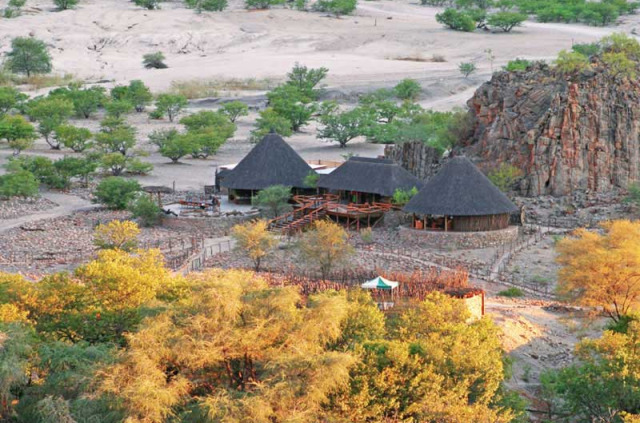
left=220, top=133, right=314, bottom=194
left=317, top=157, right=423, bottom=202
left=403, top=157, right=518, bottom=232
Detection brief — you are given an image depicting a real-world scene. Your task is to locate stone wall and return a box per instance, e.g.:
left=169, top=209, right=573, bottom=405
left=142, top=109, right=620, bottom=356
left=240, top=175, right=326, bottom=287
left=399, top=225, right=519, bottom=249
left=161, top=214, right=254, bottom=237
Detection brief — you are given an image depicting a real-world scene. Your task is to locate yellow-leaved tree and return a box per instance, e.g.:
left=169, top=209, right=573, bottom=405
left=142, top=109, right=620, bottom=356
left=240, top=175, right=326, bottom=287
left=93, top=219, right=140, bottom=251
left=231, top=219, right=277, bottom=271
left=299, top=220, right=354, bottom=280
left=556, top=220, right=640, bottom=322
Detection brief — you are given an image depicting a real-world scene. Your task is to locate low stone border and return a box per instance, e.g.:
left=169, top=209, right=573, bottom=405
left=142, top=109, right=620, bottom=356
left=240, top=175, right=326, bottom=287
left=399, top=225, right=519, bottom=249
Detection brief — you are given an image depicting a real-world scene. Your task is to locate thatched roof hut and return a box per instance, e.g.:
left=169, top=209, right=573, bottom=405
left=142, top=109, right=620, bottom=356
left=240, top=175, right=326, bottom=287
left=403, top=157, right=518, bottom=232
left=220, top=132, right=314, bottom=191
left=317, top=157, right=423, bottom=201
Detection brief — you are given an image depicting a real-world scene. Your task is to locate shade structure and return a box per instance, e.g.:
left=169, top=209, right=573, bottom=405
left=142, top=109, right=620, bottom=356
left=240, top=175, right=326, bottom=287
left=220, top=132, right=314, bottom=190
left=403, top=156, right=518, bottom=217
left=318, top=156, right=423, bottom=198
left=361, top=276, right=399, bottom=290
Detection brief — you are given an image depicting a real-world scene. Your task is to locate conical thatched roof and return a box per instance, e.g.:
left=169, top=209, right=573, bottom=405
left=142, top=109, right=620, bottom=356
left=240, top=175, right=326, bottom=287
left=317, top=156, right=423, bottom=197
left=403, top=157, right=518, bottom=216
left=221, top=133, right=314, bottom=190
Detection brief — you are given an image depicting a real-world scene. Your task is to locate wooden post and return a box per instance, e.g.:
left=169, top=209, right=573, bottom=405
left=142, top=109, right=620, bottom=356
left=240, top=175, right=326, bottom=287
left=444, top=216, right=448, bottom=232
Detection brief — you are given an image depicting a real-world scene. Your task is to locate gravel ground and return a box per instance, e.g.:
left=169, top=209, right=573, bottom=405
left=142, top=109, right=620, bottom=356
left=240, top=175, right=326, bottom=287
left=0, top=197, right=59, bottom=220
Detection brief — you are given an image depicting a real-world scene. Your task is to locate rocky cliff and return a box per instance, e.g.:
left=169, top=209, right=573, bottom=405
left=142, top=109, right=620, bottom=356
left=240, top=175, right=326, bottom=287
left=462, top=62, right=640, bottom=197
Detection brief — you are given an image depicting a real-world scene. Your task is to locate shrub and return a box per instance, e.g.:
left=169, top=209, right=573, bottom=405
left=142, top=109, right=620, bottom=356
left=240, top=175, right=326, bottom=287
left=184, top=0, right=228, bottom=12
left=581, top=2, right=619, bottom=26
left=555, top=49, right=591, bottom=73
left=497, top=287, right=525, bottom=297
left=394, top=79, right=421, bottom=101
left=286, top=63, right=329, bottom=99
left=142, top=52, right=168, bottom=69
left=503, top=58, right=531, bottom=72
left=486, top=11, right=527, bottom=32
left=435, top=8, right=476, bottom=32
left=231, top=220, right=277, bottom=271
left=94, top=177, right=141, bottom=209
left=6, top=37, right=52, bottom=77
left=128, top=194, right=162, bottom=227
left=488, top=163, right=523, bottom=192
left=105, top=100, right=134, bottom=118
left=458, top=62, right=477, bottom=78
left=0, top=171, right=39, bottom=198
left=267, top=85, right=317, bottom=132
left=603, top=51, right=637, bottom=78
left=55, top=125, right=93, bottom=152
left=572, top=42, right=601, bottom=58
left=134, top=0, right=164, bottom=9
left=245, top=0, right=284, bottom=9
left=6, top=155, right=69, bottom=189
left=314, top=0, right=357, bottom=16
left=57, top=86, right=107, bottom=119
left=154, top=94, right=187, bottom=122
left=0, top=115, right=36, bottom=145
left=251, top=108, right=293, bottom=142
left=8, top=138, right=34, bottom=156
left=53, top=0, right=79, bottom=10
left=26, top=97, right=75, bottom=148
left=0, top=87, right=28, bottom=117
left=219, top=101, right=249, bottom=123
left=392, top=186, right=419, bottom=205
left=159, top=133, right=196, bottom=163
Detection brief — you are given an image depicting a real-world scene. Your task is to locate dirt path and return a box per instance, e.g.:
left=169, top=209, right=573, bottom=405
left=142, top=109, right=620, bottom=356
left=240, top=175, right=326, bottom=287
left=0, top=193, right=96, bottom=233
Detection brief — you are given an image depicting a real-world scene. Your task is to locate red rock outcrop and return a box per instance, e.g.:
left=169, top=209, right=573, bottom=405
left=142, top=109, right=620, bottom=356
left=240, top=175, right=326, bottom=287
left=462, top=62, right=640, bottom=196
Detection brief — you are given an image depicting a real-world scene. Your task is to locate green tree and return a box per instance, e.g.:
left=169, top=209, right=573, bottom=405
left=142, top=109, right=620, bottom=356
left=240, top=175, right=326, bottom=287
left=459, top=61, right=477, bottom=78
left=154, top=93, right=187, bottom=122
left=159, top=133, right=196, bottom=163
left=94, top=177, right=141, bottom=209
left=251, top=107, right=293, bottom=141
left=286, top=63, right=328, bottom=99
left=113, top=80, right=153, bottom=112
left=184, top=0, right=228, bottom=12
left=603, top=51, right=637, bottom=78
left=95, top=119, right=137, bottom=155
left=5, top=155, right=69, bottom=189
left=252, top=185, right=292, bottom=218
left=487, top=11, right=527, bottom=32
left=6, top=37, right=52, bottom=77
left=245, top=0, right=284, bottom=8
left=62, top=86, right=107, bottom=119
left=142, top=52, right=167, bottom=69
left=0, top=170, right=39, bottom=197
left=436, top=8, right=476, bottom=32
left=134, top=0, right=164, bottom=9
left=581, top=2, right=619, bottom=26
left=53, top=0, right=79, bottom=10
left=317, top=103, right=370, bottom=148
left=488, top=163, right=523, bottom=192
left=219, top=100, right=249, bottom=122
left=0, top=87, right=27, bottom=117
left=267, top=84, right=317, bottom=131
left=55, top=124, right=93, bottom=152
left=503, top=58, right=532, bottom=72
left=128, top=194, right=162, bottom=227
left=394, top=78, right=421, bottom=101
left=27, top=97, right=75, bottom=149
left=53, top=156, right=97, bottom=187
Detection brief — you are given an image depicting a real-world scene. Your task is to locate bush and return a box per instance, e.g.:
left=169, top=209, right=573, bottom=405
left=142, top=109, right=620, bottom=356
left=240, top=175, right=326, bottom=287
left=55, top=125, right=93, bottom=152
left=394, top=79, right=421, bottom=101
left=128, top=194, right=162, bottom=227
left=487, top=163, right=523, bottom=192
left=27, top=97, right=75, bottom=148
left=105, top=100, right=134, bottom=118
left=267, top=85, right=317, bottom=132
left=555, top=49, right=591, bottom=73
left=6, top=155, right=69, bottom=189
left=503, top=58, right=531, bottom=72
left=581, top=2, right=619, bottom=26
left=159, top=133, right=196, bottom=163
left=487, top=11, right=527, bottom=32
left=55, top=86, right=107, bottom=119
left=572, top=42, right=601, bottom=58
left=436, top=8, right=476, bottom=32
left=0, top=170, right=39, bottom=198
left=134, top=0, right=164, bottom=9
left=285, top=63, right=328, bottom=99
left=6, top=37, right=52, bottom=77
left=458, top=62, right=477, bottom=78
left=53, top=0, right=79, bottom=10
left=251, top=108, right=293, bottom=142
left=94, top=177, right=141, bottom=210
left=142, top=52, right=168, bottom=69
left=184, top=0, right=228, bottom=12
left=497, top=287, right=525, bottom=297
left=0, top=87, right=28, bottom=117
left=314, top=0, right=357, bottom=16
left=93, top=220, right=140, bottom=251
left=252, top=185, right=292, bottom=218
left=245, top=0, right=284, bottom=9
left=392, top=187, right=419, bottom=205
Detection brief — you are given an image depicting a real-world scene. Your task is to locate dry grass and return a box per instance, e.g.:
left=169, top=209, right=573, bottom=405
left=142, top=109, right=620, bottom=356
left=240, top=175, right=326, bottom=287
left=389, top=53, right=447, bottom=63
left=170, top=77, right=280, bottom=99
left=0, top=71, right=78, bottom=89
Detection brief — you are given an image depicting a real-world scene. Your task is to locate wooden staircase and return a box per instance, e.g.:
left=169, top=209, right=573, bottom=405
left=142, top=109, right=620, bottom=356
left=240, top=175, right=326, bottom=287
left=268, top=194, right=337, bottom=235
